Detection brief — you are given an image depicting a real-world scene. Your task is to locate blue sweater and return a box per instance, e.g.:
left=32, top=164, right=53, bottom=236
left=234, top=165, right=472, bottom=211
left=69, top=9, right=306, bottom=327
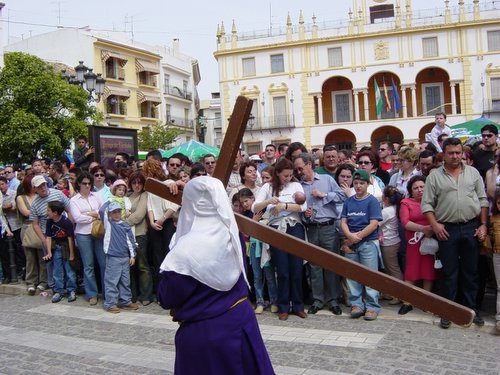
left=99, top=201, right=137, bottom=258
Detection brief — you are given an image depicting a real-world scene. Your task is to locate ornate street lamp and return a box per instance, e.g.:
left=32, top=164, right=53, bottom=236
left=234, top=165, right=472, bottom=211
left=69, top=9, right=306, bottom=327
left=62, top=61, right=106, bottom=102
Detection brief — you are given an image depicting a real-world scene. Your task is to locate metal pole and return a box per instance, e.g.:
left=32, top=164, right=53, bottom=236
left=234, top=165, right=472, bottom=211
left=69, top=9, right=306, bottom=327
left=6, top=237, right=18, bottom=283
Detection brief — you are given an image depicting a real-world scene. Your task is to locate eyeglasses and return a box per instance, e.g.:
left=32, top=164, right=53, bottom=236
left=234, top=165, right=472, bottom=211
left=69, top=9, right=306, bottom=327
left=482, top=133, right=495, bottom=139
left=205, top=161, right=216, bottom=165
left=80, top=182, right=92, bottom=186
left=358, top=160, right=372, bottom=165
left=169, top=163, right=181, bottom=167
left=94, top=173, right=105, bottom=177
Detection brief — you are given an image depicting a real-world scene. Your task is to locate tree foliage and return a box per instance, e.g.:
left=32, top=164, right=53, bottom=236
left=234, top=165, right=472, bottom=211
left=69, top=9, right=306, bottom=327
left=0, top=52, right=100, bottom=164
left=138, top=123, right=184, bottom=151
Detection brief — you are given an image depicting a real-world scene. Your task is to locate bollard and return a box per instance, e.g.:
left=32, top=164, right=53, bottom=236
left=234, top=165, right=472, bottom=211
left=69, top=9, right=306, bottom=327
left=6, top=237, right=18, bottom=284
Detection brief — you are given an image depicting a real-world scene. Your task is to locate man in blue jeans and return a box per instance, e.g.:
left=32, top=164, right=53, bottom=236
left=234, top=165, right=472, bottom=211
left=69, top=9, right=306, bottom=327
left=340, top=169, right=382, bottom=321
left=422, top=137, right=489, bottom=329
left=294, top=153, right=346, bottom=316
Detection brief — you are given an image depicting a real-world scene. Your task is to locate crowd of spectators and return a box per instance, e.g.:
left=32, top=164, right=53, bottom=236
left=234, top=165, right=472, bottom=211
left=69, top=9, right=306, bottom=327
left=0, top=117, right=499, bottom=331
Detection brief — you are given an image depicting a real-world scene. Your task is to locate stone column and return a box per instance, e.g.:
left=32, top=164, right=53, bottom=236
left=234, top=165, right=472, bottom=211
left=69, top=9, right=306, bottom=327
left=353, top=90, right=360, bottom=122
left=363, top=89, right=369, bottom=120
left=401, top=86, right=408, bottom=118
left=317, top=94, right=324, bottom=125
left=450, top=82, right=457, bottom=115
left=410, top=85, right=417, bottom=117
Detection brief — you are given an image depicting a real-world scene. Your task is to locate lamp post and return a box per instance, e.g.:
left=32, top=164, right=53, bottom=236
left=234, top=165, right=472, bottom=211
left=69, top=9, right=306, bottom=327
left=61, top=60, right=106, bottom=102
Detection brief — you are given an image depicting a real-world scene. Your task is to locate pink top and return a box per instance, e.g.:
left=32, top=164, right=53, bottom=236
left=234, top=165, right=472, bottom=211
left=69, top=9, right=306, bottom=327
left=69, top=192, right=103, bottom=235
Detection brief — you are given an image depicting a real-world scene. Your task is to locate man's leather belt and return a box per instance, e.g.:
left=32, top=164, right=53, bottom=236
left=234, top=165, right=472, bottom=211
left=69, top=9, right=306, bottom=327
left=307, top=219, right=335, bottom=226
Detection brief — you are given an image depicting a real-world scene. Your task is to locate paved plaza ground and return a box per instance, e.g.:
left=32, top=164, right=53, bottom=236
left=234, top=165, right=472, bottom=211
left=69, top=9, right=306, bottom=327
left=0, top=283, right=498, bottom=375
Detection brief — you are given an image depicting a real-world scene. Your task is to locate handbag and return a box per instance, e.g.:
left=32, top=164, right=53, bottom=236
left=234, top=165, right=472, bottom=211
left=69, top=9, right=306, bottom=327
left=22, top=223, right=44, bottom=249
left=419, top=237, right=439, bottom=256
left=91, top=219, right=105, bottom=239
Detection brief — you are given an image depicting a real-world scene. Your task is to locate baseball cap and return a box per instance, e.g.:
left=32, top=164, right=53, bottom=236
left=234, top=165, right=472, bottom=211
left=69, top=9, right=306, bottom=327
left=108, top=201, right=122, bottom=212
left=249, top=154, right=262, bottom=162
left=353, top=169, right=371, bottom=184
left=32, top=175, right=47, bottom=188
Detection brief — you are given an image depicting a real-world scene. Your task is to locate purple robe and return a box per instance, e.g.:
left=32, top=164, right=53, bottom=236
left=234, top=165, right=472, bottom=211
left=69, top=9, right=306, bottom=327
left=158, top=272, right=275, bottom=375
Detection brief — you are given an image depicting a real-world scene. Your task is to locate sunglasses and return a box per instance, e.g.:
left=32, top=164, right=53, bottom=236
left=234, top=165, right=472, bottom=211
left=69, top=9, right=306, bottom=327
left=169, top=163, right=181, bottom=167
left=94, top=173, right=105, bottom=177
left=358, top=160, right=372, bottom=165
left=482, top=133, right=495, bottom=138
left=205, top=161, right=216, bottom=165
left=195, top=173, right=206, bottom=176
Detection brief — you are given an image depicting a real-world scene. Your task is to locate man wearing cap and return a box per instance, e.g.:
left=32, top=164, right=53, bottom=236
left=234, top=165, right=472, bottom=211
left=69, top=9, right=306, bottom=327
left=294, top=153, right=346, bottom=316
left=340, top=169, right=382, bottom=321
left=29, top=175, right=71, bottom=291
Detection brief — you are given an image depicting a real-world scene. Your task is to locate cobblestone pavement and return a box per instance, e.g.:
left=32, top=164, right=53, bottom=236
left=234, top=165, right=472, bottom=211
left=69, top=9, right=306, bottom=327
left=0, top=284, right=498, bottom=375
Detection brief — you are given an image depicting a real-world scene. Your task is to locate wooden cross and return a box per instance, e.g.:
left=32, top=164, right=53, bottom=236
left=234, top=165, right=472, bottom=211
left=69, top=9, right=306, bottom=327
left=145, top=96, right=474, bottom=326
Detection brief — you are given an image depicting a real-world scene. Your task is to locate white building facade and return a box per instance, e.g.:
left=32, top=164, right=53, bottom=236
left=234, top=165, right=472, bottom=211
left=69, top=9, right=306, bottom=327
left=214, top=0, right=500, bottom=154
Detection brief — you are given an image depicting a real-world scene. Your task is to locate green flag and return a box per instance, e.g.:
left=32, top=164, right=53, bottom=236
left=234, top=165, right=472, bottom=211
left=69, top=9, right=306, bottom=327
left=374, top=80, right=383, bottom=116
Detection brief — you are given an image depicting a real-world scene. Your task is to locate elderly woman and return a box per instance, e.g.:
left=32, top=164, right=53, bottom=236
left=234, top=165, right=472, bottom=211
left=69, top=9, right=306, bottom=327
left=389, top=147, right=421, bottom=197
left=157, top=176, right=274, bottom=374
left=126, top=171, right=153, bottom=305
left=252, top=158, right=307, bottom=321
left=69, top=171, right=105, bottom=305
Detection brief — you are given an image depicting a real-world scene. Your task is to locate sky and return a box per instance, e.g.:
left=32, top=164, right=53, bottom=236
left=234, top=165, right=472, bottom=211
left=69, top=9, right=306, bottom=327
left=3, top=0, right=445, bottom=98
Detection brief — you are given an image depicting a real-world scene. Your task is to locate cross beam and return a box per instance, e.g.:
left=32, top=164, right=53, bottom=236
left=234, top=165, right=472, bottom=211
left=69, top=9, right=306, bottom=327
left=145, top=96, right=474, bottom=326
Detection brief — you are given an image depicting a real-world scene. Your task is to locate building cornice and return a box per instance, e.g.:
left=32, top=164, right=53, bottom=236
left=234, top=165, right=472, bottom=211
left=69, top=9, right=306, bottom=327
left=214, top=18, right=500, bottom=58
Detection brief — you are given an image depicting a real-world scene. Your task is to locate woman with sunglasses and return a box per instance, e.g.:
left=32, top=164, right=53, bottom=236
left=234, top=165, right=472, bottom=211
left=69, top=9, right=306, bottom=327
left=90, top=165, right=110, bottom=202
left=69, top=171, right=105, bottom=305
left=354, top=151, right=384, bottom=202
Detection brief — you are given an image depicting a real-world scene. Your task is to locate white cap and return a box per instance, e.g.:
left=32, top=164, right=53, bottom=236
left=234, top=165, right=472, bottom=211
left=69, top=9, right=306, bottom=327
left=32, top=175, right=47, bottom=188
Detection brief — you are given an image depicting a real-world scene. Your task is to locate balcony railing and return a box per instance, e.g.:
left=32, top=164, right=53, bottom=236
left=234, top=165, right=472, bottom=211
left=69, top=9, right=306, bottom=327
left=167, top=115, right=195, bottom=128
left=164, top=85, right=192, bottom=101
left=141, top=107, right=158, bottom=119
left=138, top=73, right=157, bottom=87
left=107, top=102, right=127, bottom=116
left=248, top=115, right=295, bottom=130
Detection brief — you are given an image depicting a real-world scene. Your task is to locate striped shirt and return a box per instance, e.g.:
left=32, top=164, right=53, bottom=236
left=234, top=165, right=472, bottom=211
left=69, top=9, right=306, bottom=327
left=29, top=189, right=70, bottom=232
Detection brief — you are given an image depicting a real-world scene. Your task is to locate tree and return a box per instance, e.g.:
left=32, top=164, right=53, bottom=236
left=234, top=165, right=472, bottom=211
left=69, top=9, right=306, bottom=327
left=0, top=52, right=100, bottom=164
left=138, top=123, right=184, bottom=151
